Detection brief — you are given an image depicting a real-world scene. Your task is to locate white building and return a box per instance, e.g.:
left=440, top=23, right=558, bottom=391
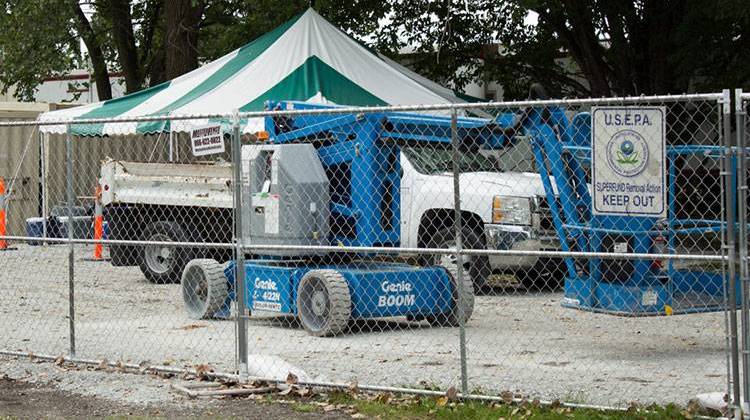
left=0, top=69, right=125, bottom=104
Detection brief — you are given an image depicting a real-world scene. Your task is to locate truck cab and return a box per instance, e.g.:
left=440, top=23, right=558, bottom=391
left=399, top=145, right=560, bottom=290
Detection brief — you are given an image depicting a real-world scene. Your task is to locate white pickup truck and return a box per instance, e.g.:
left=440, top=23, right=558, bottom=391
left=100, top=144, right=560, bottom=290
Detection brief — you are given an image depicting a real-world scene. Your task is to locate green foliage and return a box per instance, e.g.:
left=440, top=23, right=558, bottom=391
left=375, top=0, right=750, bottom=98
left=198, top=0, right=390, bottom=62
left=671, top=0, right=750, bottom=92
left=322, top=390, right=696, bottom=420
left=0, top=0, right=747, bottom=102
left=374, top=1, right=545, bottom=97
left=0, top=0, right=81, bottom=101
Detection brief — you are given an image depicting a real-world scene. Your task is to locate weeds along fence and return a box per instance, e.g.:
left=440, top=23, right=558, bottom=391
left=0, top=91, right=747, bottom=412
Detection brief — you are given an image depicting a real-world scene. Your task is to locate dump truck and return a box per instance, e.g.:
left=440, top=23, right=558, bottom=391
left=100, top=130, right=559, bottom=291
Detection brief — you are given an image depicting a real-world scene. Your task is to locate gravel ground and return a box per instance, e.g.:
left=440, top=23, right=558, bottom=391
left=0, top=244, right=731, bottom=408
left=0, top=358, right=350, bottom=418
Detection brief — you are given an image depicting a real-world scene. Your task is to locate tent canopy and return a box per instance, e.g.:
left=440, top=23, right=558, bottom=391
left=39, top=8, right=474, bottom=136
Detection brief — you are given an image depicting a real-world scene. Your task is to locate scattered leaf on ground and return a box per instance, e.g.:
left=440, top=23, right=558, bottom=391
left=175, top=323, right=207, bottom=331
left=286, top=372, right=298, bottom=385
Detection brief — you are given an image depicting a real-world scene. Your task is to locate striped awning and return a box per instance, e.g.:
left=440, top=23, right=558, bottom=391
left=39, top=8, right=472, bottom=136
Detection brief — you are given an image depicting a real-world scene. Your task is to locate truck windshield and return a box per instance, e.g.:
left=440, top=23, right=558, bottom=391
left=402, top=146, right=498, bottom=175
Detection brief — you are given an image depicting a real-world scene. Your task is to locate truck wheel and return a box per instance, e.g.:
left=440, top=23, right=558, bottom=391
left=297, top=270, right=351, bottom=337
left=517, top=257, right=565, bottom=291
left=139, top=221, right=196, bottom=283
left=427, top=263, right=475, bottom=327
left=181, top=259, right=229, bottom=319
left=105, top=205, right=138, bottom=266
left=425, top=227, right=490, bottom=292
left=110, top=245, right=138, bottom=266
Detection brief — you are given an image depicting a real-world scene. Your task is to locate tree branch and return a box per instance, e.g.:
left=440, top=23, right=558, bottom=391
left=69, top=0, right=113, bottom=100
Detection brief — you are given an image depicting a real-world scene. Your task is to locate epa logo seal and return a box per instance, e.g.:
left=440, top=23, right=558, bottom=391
left=605, top=129, right=649, bottom=177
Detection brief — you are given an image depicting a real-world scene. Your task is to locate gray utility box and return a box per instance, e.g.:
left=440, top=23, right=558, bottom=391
left=241, top=143, right=330, bottom=256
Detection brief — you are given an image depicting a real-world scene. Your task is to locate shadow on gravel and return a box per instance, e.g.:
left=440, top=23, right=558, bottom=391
left=247, top=315, right=438, bottom=336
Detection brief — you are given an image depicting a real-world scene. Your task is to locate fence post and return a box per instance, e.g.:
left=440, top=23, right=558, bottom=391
left=722, top=89, right=741, bottom=414
left=40, top=131, right=48, bottom=242
left=65, top=123, right=76, bottom=357
left=735, top=88, right=749, bottom=414
left=0, top=177, right=6, bottom=250
left=450, top=108, right=470, bottom=395
left=231, top=111, right=249, bottom=381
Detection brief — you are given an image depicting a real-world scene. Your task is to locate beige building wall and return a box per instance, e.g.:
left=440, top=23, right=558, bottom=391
left=42, top=132, right=169, bottom=218
left=0, top=103, right=56, bottom=235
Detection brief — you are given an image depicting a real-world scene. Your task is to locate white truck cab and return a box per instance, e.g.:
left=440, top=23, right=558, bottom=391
left=399, top=145, right=560, bottom=289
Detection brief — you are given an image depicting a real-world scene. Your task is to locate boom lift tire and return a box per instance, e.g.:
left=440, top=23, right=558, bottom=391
left=297, top=270, right=352, bottom=337
left=139, top=221, right=198, bottom=283
left=181, top=259, right=229, bottom=319
left=424, top=227, right=490, bottom=292
left=426, top=264, right=475, bottom=327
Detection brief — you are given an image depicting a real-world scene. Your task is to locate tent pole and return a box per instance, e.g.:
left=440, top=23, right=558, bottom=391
left=169, top=129, right=174, bottom=162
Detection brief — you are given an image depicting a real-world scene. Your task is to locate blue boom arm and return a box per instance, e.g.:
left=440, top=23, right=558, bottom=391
left=262, top=100, right=517, bottom=249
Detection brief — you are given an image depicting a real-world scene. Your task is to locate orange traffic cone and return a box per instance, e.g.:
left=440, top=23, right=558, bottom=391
left=93, top=185, right=104, bottom=260
left=0, top=178, right=7, bottom=250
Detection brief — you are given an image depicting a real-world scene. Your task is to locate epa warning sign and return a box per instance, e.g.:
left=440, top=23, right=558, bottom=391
left=190, top=124, right=225, bottom=157
left=591, top=107, right=666, bottom=217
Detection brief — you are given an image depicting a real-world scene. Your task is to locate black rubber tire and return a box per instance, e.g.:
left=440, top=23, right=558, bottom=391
left=139, top=221, right=197, bottom=284
left=181, top=259, right=229, bottom=319
left=424, top=227, right=490, bottom=292
left=426, top=263, right=475, bottom=327
left=110, top=245, right=138, bottom=266
left=517, top=257, right=566, bottom=291
left=105, top=205, right=138, bottom=266
left=296, top=270, right=352, bottom=337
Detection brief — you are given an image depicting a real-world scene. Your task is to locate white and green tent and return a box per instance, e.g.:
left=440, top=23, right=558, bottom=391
left=39, top=8, right=475, bottom=136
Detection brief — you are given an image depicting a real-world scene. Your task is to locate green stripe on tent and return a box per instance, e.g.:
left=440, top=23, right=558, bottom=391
left=199, top=56, right=385, bottom=132
left=454, top=90, right=484, bottom=103
left=70, top=82, right=171, bottom=136
left=239, top=55, right=385, bottom=113
left=136, top=11, right=303, bottom=134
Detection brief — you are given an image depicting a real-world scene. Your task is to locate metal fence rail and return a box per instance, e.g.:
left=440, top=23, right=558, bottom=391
left=0, top=92, right=746, bottom=413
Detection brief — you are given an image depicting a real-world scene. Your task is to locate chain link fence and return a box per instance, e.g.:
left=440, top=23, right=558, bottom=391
left=0, top=91, right=745, bottom=410
left=737, top=89, right=750, bottom=412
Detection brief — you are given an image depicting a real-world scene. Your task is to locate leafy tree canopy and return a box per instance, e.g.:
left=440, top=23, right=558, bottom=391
left=0, top=0, right=747, bottom=102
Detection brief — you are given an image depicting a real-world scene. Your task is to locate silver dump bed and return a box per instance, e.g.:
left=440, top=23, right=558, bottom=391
left=99, top=158, right=234, bottom=209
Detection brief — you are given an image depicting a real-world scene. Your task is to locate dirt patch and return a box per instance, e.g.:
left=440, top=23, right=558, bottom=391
left=0, top=375, right=348, bottom=419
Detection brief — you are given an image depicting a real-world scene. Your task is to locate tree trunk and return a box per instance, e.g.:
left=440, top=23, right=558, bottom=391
left=560, top=0, right=613, bottom=96
left=148, top=47, right=167, bottom=87
left=106, top=0, right=142, bottom=93
left=539, top=1, right=613, bottom=97
left=70, top=2, right=112, bottom=100
left=642, top=0, right=685, bottom=94
left=599, top=1, right=638, bottom=94
left=137, top=0, right=166, bottom=87
left=164, top=0, right=205, bottom=80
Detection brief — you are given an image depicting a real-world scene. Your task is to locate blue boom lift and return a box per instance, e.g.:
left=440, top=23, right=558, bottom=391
left=181, top=90, right=734, bottom=336
left=519, top=89, right=735, bottom=315
left=181, top=101, right=512, bottom=336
